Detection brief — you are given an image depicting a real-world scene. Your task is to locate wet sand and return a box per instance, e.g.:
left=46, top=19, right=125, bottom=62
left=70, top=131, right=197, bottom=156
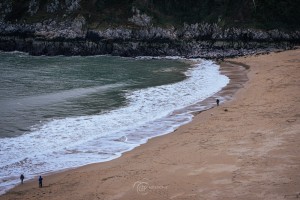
left=1, top=49, right=300, bottom=200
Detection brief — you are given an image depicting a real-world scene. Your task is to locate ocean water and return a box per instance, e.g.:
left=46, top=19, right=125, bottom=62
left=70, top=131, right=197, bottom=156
left=0, top=52, right=229, bottom=194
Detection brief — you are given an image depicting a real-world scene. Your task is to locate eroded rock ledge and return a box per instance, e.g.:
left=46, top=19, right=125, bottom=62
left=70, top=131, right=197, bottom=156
left=0, top=18, right=299, bottom=58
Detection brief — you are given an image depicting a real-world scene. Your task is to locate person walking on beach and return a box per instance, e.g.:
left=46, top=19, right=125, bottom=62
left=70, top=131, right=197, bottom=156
left=38, top=176, right=43, bottom=188
left=216, top=99, right=220, bottom=106
left=20, top=174, right=24, bottom=184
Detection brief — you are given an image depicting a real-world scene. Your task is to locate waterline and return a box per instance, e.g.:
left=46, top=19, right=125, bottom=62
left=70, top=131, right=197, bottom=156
left=0, top=55, right=229, bottom=194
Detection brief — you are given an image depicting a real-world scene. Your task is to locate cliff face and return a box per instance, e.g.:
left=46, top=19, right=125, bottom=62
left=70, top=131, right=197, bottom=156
left=1, top=20, right=298, bottom=57
left=0, top=0, right=300, bottom=57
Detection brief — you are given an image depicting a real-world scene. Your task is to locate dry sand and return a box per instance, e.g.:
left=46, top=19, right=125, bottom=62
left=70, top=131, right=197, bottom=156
left=1, top=49, right=300, bottom=200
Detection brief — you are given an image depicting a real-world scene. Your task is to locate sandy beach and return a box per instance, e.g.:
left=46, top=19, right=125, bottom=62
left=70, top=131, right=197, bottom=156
left=1, top=49, right=300, bottom=200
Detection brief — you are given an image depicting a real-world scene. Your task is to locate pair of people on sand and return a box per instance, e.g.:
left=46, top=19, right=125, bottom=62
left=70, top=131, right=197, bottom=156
left=20, top=174, right=43, bottom=188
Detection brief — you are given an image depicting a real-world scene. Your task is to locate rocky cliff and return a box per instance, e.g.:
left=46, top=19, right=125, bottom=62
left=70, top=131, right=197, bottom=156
left=1, top=0, right=300, bottom=58
left=1, top=18, right=299, bottom=58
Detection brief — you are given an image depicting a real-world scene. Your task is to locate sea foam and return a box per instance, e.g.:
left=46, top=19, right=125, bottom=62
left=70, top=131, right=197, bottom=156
left=0, top=59, right=229, bottom=194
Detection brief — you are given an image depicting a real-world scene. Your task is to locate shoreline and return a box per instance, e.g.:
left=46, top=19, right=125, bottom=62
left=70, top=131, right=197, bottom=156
left=0, top=56, right=247, bottom=195
left=0, top=55, right=243, bottom=195
left=1, top=49, right=300, bottom=199
left=0, top=56, right=243, bottom=195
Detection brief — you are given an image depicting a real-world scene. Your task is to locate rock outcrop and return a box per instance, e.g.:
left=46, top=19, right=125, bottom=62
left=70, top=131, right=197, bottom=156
left=0, top=18, right=299, bottom=58
left=0, top=0, right=299, bottom=58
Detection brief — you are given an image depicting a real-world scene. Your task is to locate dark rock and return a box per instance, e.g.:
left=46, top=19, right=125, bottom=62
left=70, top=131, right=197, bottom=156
left=0, top=20, right=299, bottom=57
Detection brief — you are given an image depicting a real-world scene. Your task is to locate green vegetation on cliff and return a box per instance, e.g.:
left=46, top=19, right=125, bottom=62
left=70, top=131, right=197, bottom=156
left=1, top=0, right=300, bottom=30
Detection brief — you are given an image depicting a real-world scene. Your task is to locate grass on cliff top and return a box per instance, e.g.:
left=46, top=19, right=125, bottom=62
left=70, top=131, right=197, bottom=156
left=4, top=0, right=300, bottom=31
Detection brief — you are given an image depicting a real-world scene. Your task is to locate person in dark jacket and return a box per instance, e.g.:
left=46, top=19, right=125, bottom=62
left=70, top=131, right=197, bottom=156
left=216, top=99, right=220, bottom=106
left=38, top=176, right=43, bottom=188
left=20, top=174, right=24, bottom=184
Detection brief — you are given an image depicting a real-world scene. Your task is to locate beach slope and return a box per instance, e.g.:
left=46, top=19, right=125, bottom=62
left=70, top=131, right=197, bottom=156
left=1, top=49, right=300, bottom=200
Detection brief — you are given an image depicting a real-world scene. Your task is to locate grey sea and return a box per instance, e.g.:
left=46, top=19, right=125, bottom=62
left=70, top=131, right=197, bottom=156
left=0, top=51, right=229, bottom=194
